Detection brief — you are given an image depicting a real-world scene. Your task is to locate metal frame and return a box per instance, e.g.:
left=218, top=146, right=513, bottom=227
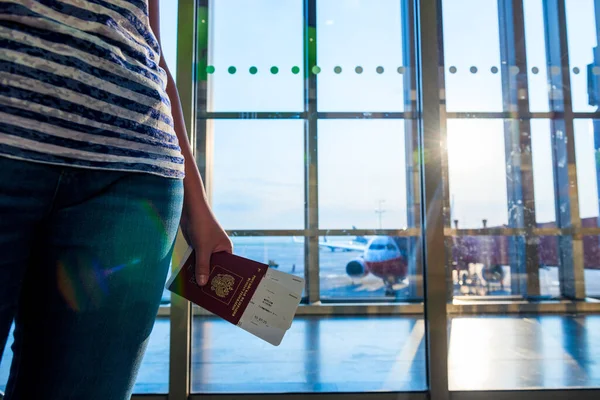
left=157, top=298, right=600, bottom=318
left=134, top=390, right=600, bottom=400
left=135, top=390, right=600, bottom=400
left=187, top=394, right=428, bottom=400
left=304, top=0, right=320, bottom=304
left=167, top=1, right=198, bottom=399
left=450, top=390, right=600, bottom=400
left=416, top=0, right=449, bottom=399
left=435, top=0, right=456, bottom=303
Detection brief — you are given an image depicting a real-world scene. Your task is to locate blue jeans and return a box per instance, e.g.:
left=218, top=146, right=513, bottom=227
left=0, top=157, right=183, bottom=399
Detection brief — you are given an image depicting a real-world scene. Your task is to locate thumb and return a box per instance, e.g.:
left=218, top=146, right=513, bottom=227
left=195, top=250, right=211, bottom=286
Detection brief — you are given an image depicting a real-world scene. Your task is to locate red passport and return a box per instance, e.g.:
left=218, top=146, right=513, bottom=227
left=166, top=247, right=268, bottom=325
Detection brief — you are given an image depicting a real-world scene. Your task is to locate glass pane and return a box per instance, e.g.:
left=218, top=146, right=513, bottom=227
left=206, top=0, right=303, bottom=112
left=316, top=317, right=426, bottom=392
left=447, top=119, right=508, bottom=229
left=450, top=315, right=600, bottom=390
left=318, top=235, right=421, bottom=300
left=574, top=119, right=600, bottom=298
left=538, top=236, right=560, bottom=297
left=317, top=120, right=421, bottom=301
left=441, top=0, right=503, bottom=112
left=574, top=120, right=600, bottom=223
left=531, top=119, right=557, bottom=223
left=524, top=0, right=550, bottom=113
left=317, top=0, right=408, bottom=112
left=210, top=120, right=305, bottom=230
left=451, top=235, right=513, bottom=297
left=159, top=0, right=178, bottom=83
left=565, top=0, right=598, bottom=113
left=229, top=236, right=305, bottom=284
left=133, top=319, right=170, bottom=393
left=318, top=119, right=409, bottom=230
left=584, top=235, right=600, bottom=297
left=192, top=314, right=427, bottom=393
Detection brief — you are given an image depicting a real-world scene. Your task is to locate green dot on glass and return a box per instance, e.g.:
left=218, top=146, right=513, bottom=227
left=228, top=66, right=237, bottom=74
left=292, top=66, right=300, bottom=74
left=249, top=66, right=258, bottom=74
left=271, top=66, right=279, bottom=74
left=206, top=65, right=215, bottom=74
left=334, top=66, right=342, bottom=74
left=312, top=66, right=321, bottom=74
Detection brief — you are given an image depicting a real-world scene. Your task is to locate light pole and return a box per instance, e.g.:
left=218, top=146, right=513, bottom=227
left=375, top=199, right=386, bottom=229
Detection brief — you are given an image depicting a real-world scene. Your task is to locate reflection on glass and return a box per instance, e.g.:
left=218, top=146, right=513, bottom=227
left=192, top=318, right=309, bottom=393
left=441, top=0, right=503, bottom=112
left=450, top=235, right=513, bottom=296
left=318, top=120, right=409, bottom=229
left=566, top=0, right=598, bottom=113
left=317, top=0, right=407, bottom=112
left=211, top=120, right=304, bottom=230
left=207, top=0, right=303, bottom=112
left=133, top=319, right=170, bottom=393
left=583, top=235, right=600, bottom=297
left=316, top=317, right=427, bottom=392
left=523, top=0, right=550, bottom=113
left=192, top=316, right=427, bottom=393
left=0, top=324, right=12, bottom=391
left=449, top=315, right=600, bottom=390
left=447, top=119, right=508, bottom=229
left=538, top=235, right=560, bottom=297
left=318, top=235, right=420, bottom=300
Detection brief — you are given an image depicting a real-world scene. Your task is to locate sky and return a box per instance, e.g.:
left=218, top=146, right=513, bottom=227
left=159, top=0, right=600, bottom=231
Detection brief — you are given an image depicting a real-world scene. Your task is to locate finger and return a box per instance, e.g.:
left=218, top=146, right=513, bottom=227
left=195, top=250, right=210, bottom=286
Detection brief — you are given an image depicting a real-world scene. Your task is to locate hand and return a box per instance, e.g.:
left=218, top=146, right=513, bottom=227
left=180, top=204, right=233, bottom=286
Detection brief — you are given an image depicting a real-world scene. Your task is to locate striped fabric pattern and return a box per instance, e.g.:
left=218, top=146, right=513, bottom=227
left=0, top=0, right=185, bottom=179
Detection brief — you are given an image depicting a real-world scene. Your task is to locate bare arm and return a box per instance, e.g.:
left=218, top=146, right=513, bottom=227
left=148, top=0, right=209, bottom=213
left=148, top=0, right=232, bottom=285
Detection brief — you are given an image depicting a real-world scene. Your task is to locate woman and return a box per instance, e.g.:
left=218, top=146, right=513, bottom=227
left=0, top=1, right=231, bottom=398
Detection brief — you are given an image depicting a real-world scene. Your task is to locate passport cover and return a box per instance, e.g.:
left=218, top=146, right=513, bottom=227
left=167, top=249, right=269, bottom=325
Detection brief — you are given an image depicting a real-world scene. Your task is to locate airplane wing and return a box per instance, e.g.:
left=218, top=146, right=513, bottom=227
left=318, top=240, right=366, bottom=252
left=292, top=236, right=367, bottom=252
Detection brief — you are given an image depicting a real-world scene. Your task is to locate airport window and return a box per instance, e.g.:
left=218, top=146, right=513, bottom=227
left=442, top=0, right=600, bottom=392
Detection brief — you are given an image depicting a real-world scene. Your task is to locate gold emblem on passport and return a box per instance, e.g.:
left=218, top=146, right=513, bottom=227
left=211, top=274, right=235, bottom=298
left=201, top=265, right=243, bottom=305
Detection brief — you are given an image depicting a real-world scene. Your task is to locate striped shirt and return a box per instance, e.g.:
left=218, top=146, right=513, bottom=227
left=0, top=0, right=185, bottom=179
